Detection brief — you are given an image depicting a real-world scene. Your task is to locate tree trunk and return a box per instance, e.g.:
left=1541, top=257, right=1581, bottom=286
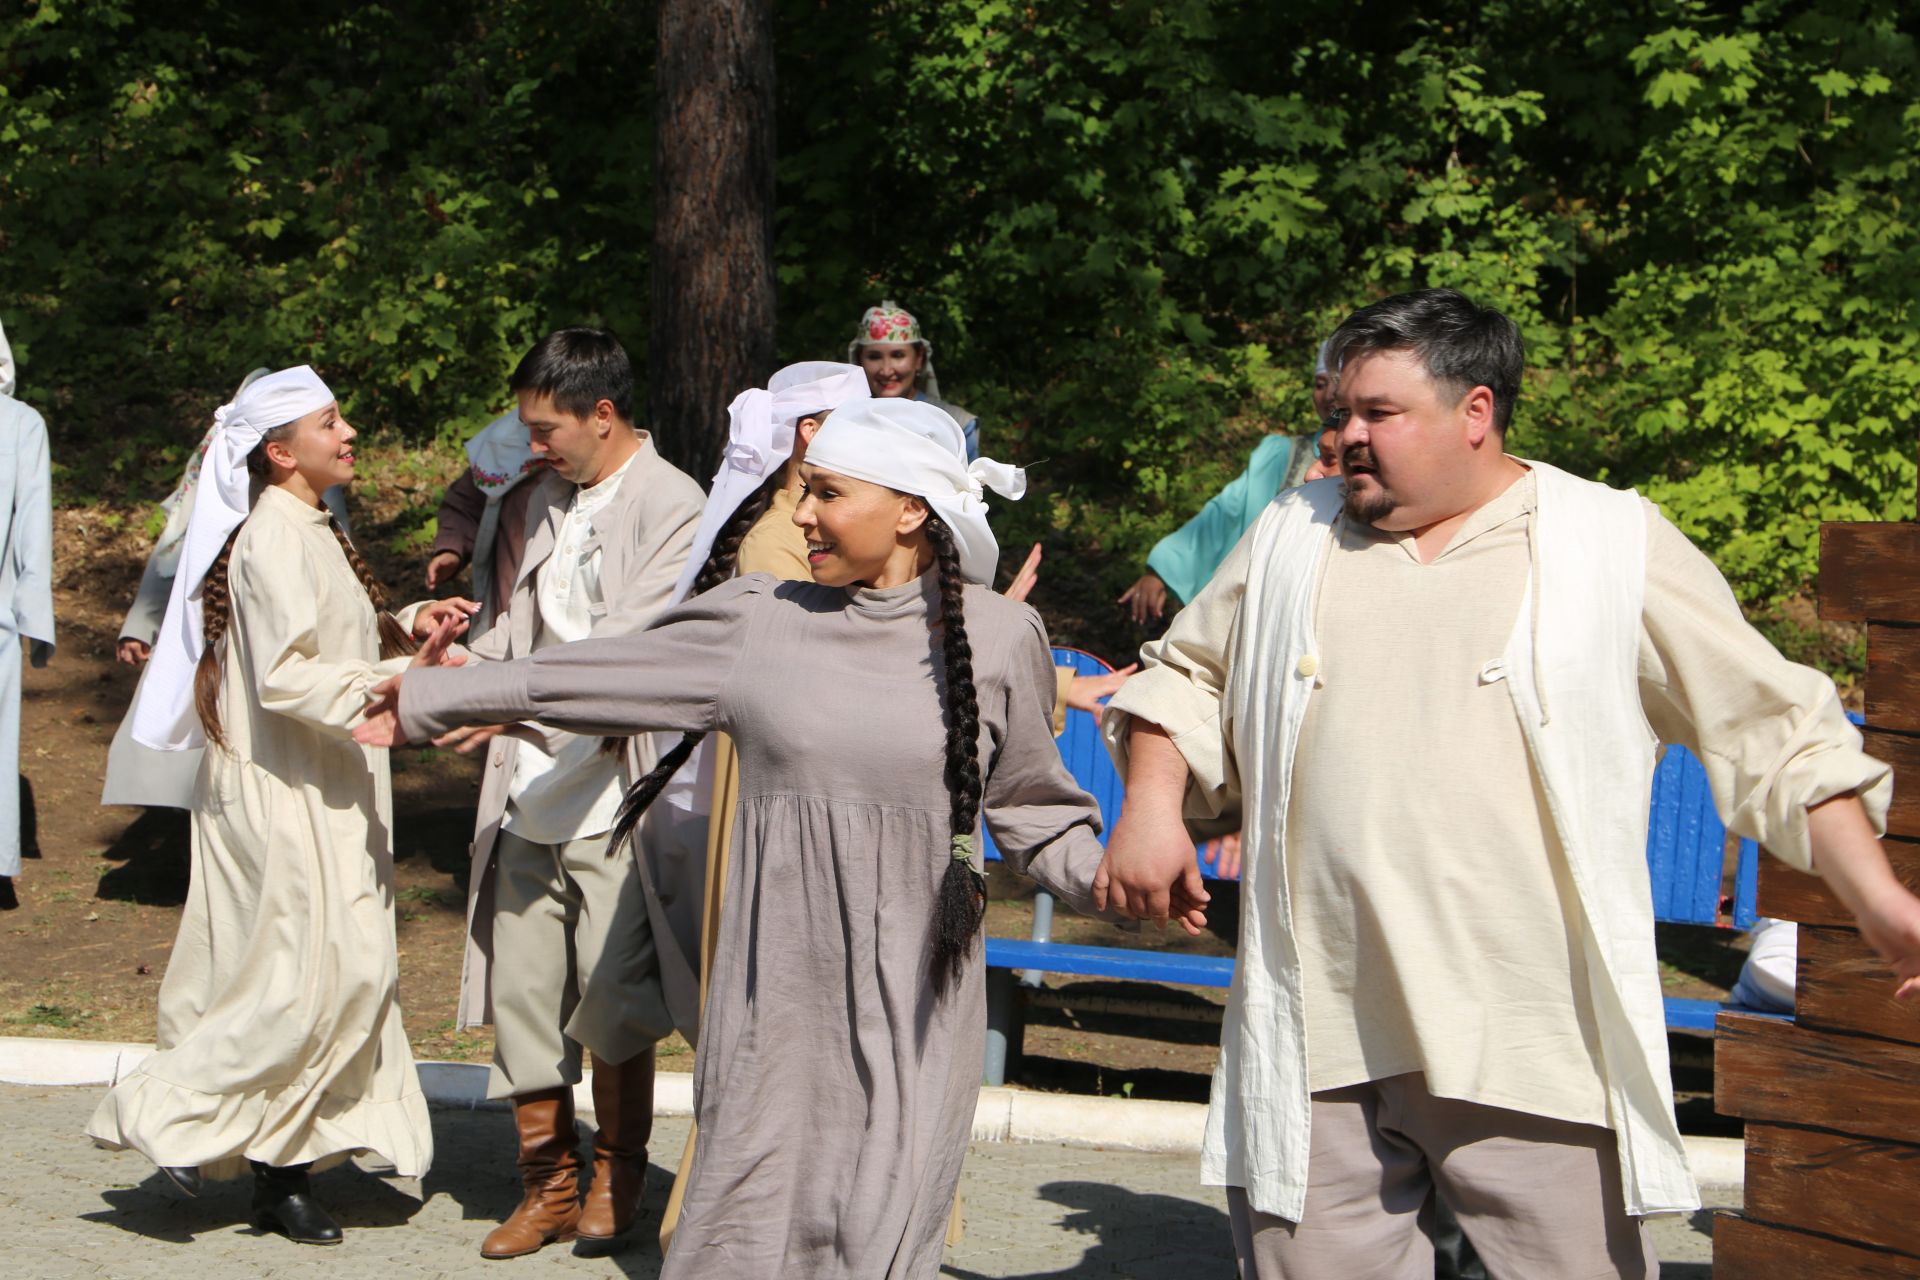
left=652, top=0, right=776, bottom=484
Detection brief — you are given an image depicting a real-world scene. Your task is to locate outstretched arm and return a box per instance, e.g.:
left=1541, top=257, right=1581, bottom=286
left=1640, top=508, right=1917, bottom=1001
left=1808, top=795, right=1920, bottom=999
left=357, top=574, right=768, bottom=749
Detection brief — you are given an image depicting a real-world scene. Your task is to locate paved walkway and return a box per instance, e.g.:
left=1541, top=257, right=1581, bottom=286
left=7, top=1084, right=1721, bottom=1277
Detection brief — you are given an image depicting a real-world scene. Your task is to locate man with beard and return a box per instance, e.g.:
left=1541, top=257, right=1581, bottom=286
left=1096, top=287, right=1920, bottom=1277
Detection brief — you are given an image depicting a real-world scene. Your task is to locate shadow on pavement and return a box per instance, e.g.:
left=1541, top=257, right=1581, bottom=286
left=93, top=807, right=191, bottom=905
left=943, top=1179, right=1234, bottom=1279
left=84, top=1163, right=424, bottom=1242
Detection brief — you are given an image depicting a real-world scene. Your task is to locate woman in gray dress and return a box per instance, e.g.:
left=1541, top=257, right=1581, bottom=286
left=361, top=397, right=1204, bottom=1277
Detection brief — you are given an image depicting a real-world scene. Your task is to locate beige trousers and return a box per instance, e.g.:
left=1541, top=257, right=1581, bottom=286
left=1228, top=1074, right=1658, bottom=1280
left=488, top=827, right=675, bottom=1099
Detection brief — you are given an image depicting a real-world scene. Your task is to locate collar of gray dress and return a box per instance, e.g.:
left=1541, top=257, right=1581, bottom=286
left=845, top=571, right=941, bottom=620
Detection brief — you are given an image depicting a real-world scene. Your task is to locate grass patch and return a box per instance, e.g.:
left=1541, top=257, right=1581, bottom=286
left=10, top=1003, right=89, bottom=1029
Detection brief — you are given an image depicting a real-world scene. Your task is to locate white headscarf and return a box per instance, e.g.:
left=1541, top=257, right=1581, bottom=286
left=670, top=361, right=869, bottom=603
left=803, top=397, right=1025, bottom=586
left=149, top=368, right=273, bottom=580
left=0, top=317, right=15, bottom=398
left=465, top=409, right=543, bottom=496
left=132, top=366, right=338, bottom=750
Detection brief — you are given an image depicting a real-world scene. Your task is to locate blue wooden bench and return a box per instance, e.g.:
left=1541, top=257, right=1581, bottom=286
left=981, top=647, right=1801, bottom=1084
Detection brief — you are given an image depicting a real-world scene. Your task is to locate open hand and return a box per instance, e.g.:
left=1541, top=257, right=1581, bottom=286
left=1002, top=543, right=1043, bottom=603
left=434, top=723, right=507, bottom=756
left=1855, top=888, right=1920, bottom=1002
left=412, top=597, right=479, bottom=641
left=355, top=615, right=468, bottom=748
left=1117, top=571, right=1169, bottom=624
left=1066, top=664, right=1138, bottom=714
left=1199, top=831, right=1243, bottom=881
left=355, top=674, right=406, bottom=748
left=413, top=612, right=469, bottom=669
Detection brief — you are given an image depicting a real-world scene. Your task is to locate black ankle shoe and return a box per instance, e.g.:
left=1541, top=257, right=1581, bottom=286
left=250, top=1161, right=343, bottom=1245
left=0, top=877, right=16, bottom=911
left=159, top=1165, right=202, bottom=1197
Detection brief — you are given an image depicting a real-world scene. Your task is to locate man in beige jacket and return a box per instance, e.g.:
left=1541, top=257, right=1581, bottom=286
left=439, top=328, right=705, bottom=1259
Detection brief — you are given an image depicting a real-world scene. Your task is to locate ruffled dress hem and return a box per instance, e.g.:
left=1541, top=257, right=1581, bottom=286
left=84, top=1066, right=434, bottom=1181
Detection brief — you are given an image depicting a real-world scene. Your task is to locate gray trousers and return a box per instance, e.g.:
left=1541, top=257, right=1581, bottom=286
left=1228, top=1074, right=1658, bottom=1280
left=487, top=827, right=675, bottom=1099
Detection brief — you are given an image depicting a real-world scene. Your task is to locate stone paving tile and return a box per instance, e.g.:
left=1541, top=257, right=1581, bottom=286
left=7, top=1084, right=1719, bottom=1277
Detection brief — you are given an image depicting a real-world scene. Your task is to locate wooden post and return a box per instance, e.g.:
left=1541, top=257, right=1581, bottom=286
left=652, top=0, right=776, bottom=482
left=1713, top=520, right=1920, bottom=1277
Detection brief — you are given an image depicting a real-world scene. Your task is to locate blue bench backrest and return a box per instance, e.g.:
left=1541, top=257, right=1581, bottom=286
left=1646, top=744, right=1746, bottom=927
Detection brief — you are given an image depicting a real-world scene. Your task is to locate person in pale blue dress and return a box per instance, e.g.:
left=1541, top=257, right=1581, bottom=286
left=1118, top=339, right=1339, bottom=624
left=0, top=317, right=56, bottom=911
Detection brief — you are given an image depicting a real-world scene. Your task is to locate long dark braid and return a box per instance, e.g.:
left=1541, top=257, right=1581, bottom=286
left=926, top=515, right=987, bottom=991
left=694, top=475, right=780, bottom=596
left=192, top=527, right=244, bottom=750
left=325, top=518, right=418, bottom=661
left=607, top=473, right=785, bottom=851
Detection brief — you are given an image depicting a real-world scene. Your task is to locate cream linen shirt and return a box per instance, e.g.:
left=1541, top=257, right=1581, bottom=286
left=504, top=454, right=636, bottom=842
left=1291, top=472, right=1607, bottom=1122
left=1111, top=467, right=1885, bottom=1128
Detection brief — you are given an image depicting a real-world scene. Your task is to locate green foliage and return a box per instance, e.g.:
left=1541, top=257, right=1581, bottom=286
left=1, top=0, right=653, bottom=495
left=772, top=0, right=1918, bottom=639
left=3, top=0, right=1916, bottom=665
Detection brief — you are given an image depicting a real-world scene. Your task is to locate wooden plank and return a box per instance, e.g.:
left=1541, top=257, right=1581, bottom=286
left=1863, top=727, right=1920, bottom=839
left=1716, top=1012, right=1920, bottom=1140
left=1867, top=624, right=1920, bottom=733
left=1715, top=1214, right=1920, bottom=1280
left=1757, top=837, right=1920, bottom=926
left=1820, top=522, right=1920, bottom=622
left=1796, top=925, right=1920, bottom=1046
left=1742, top=1122, right=1920, bottom=1259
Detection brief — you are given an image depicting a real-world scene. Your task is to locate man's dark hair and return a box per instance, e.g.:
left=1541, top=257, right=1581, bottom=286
left=1325, top=289, right=1524, bottom=432
left=509, top=327, right=635, bottom=421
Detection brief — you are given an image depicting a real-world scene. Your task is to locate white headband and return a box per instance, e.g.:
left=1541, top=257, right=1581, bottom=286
left=671, top=362, right=870, bottom=603
left=1314, top=337, right=1333, bottom=377
left=132, top=365, right=337, bottom=750
left=803, top=397, right=1025, bottom=586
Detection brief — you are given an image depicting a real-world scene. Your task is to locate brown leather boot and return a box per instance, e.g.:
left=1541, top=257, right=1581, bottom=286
left=574, top=1048, right=655, bottom=1251
left=480, top=1087, right=582, bottom=1259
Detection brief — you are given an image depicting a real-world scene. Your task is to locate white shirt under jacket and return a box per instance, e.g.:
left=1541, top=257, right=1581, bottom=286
left=503, top=454, right=635, bottom=843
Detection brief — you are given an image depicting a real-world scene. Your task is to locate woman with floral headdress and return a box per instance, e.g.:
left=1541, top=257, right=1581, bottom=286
left=357, top=396, right=1203, bottom=1277
left=848, top=299, right=981, bottom=461
left=87, top=367, right=470, bottom=1245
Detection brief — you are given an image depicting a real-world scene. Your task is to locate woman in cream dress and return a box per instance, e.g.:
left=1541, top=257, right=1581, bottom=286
left=88, top=367, right=468, bottom=1244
